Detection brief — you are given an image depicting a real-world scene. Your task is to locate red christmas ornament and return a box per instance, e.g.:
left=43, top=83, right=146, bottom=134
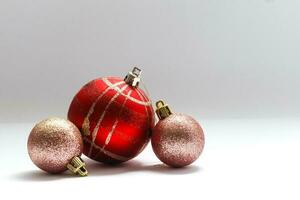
left=68, top=67, right=155, bottom=163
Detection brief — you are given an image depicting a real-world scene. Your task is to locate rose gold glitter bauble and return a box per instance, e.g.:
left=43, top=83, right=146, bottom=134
left=27, top=118, right=84, bottom=174
left=151, top=101, right=205, bottom=167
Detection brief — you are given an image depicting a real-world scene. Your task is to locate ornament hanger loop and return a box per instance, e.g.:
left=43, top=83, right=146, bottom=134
left=155, top=100, right=172, bottom=120
left=124, top=67, right=141, bottom=88
left=67, top=156, right=88, bottom=176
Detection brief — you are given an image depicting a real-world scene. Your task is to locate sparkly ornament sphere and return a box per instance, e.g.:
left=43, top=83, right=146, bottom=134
left=68, top=68, right=155, bottom=163
left=151, top=101, right=205, bottom=167
left=27, top=117, right=87, bottom=175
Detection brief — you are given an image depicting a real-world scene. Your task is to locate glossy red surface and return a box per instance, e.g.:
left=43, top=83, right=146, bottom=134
left=68, top=77, right=154, bottom=163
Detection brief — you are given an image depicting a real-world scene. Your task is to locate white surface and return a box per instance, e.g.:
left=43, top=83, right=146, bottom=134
left=1, top=118, right=299, bottom=200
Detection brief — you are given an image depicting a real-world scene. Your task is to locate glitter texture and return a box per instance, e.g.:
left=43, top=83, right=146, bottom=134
left=27, top=118, right=83, bottom=173
left=151, top=113, right=205, bottom=167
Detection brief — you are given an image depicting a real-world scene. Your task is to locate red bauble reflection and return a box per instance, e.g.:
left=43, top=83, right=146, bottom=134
left=68, top=76, right=154, bottom=163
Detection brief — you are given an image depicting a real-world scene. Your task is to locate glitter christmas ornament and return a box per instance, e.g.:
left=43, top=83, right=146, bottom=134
left=68, top=67, right=155, bottom=163
left=151, top=100, right=205, bottom=167
left=27, top=117, right=88, bottom=176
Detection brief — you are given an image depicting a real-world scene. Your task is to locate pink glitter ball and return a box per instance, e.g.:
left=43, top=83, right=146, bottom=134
left=151, top=113, right=205, bottom=167
left=27, top=117, right=83, bottom=174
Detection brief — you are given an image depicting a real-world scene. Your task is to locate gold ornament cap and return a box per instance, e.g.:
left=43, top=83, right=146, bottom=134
left=155, top=100, right=173, bottom=120
left=124, top=67, right=141, bottom=87
left=67, top=156, right=88, bottom=177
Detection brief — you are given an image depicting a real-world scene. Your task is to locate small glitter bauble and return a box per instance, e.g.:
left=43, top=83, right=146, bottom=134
left=68, top=67, right=154, bottom=164
left=27, top=117, right=88, bottom=176
left=151, top=100, right=205, bottom=167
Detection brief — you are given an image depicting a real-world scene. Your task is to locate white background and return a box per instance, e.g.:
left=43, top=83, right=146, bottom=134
left=1, top=0, right=300, bottom=121
left=1, top=1, right=300, bottom=200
